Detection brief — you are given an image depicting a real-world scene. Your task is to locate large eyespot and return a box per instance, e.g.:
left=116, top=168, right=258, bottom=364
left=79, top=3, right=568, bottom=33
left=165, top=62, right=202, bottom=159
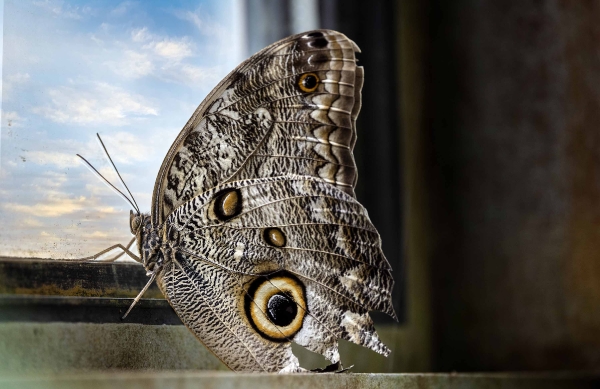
left=297, top=73, right=320, bottom=93
left=213, top=188, right=242, bottom=220
left=245, top=273, right=306, bottom=341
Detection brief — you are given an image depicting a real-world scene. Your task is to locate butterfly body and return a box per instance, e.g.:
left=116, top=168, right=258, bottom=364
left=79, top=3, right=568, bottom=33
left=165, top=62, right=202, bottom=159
left=128, top=30, right=395, bottom=373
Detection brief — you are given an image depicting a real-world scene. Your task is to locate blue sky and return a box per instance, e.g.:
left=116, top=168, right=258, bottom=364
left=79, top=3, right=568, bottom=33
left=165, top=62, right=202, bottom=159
left=0, top=0, right=246, bottom=259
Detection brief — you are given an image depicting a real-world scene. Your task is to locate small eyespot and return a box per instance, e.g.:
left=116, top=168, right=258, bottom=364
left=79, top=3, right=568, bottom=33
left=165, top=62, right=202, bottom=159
left=264, top=227, right=286, bottom=247
left=304, top=31, right=328, bottom=48
left=308, top=37, right=328, bottom=48
left=214, top=188, right=242, bottom=220
left=245, top=273, right=306, bottom=341
left=297, top=73, right=319, bottom=93
left=305, top=31, right=323, bottom=38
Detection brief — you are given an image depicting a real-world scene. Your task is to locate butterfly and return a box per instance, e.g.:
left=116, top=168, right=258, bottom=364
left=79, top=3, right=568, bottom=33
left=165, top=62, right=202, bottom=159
left=80, top=29, right=395, bottom=373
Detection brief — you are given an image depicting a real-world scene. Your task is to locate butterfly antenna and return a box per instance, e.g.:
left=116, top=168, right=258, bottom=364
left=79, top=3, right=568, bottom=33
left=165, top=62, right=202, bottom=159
left=96, top=133, right=141, bottom=214
left=76, top=153, right=140, bottom=213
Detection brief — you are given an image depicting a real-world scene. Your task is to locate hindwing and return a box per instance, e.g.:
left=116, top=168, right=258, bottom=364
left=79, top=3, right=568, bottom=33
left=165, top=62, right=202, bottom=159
left=163, top=176, right=394, bottom=371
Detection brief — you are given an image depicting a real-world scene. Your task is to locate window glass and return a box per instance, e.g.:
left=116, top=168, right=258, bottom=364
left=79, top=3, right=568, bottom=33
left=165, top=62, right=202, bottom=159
left=0, top=0, right=245, bottom=259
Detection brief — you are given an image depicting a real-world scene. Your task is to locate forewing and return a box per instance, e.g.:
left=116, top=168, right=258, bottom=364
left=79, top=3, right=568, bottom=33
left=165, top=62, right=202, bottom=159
left=152, top=30, right=363, bottom=225
left=159, top=176, right=395, bottom=371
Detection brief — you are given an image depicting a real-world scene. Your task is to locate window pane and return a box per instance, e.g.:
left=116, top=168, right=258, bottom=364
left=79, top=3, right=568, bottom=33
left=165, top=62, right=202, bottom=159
left=0, top=0, right=245, bottom=259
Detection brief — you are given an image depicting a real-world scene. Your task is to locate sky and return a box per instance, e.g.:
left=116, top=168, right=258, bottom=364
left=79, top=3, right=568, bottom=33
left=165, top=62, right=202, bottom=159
left=0, top=0, right=247, bottom=259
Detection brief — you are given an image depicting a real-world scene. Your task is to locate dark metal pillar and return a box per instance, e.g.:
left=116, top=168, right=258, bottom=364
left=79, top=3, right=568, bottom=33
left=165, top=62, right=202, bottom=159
left=425, top=0, right=600, bottom=371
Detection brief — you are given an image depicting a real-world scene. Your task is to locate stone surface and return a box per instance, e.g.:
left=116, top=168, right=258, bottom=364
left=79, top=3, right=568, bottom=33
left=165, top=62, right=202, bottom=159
left=0, top=321, right=410, bottom=374
left=0, top=322, right=227, bottom=373
left=1, top=372, right=598, bottom=389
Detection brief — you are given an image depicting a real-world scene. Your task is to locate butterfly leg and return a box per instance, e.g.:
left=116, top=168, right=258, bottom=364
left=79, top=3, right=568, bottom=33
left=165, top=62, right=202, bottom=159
left=122, top=268, right=158, bottom=319
left=71, top=237, right=141, bottom=263
left=96, top=236, right=139, bottom=262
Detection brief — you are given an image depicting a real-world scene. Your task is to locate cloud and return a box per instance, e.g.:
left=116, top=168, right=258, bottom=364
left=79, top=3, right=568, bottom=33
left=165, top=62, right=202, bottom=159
left=81, top=230, right=110, bottom=239
left=3, top=111, right=24, bottom=128
left=33, top=82, right=158, bottom=126
left=0, top=1, right=245, bottom=261
left=99, top=22, right=112, bottom=32
left=174, top=7, right=245, bottom=68
left=20, top=218, right=44, bottom=228
left=148, top=38, right=193, bottom=61
left=131, top=27, right=150, bottom=43
left=130, top=27, right=193, bottom=61
left=26, top=151, right=80, bottom=168
left=40, top=230, right=59, bottom=238
left=103, top=27, right=222, bottom=85
left=162, top=64, right=221, bottom=85
left=8, top=73, right=31, bottom=83
left=111, top=1, right=136, bottom=17
left=4, top=196, right=88, bottom=217
left=33, top=0, right=92, bottom=20
left=90, top=34, right=104, bottom=45
left=31, top=171, right=70, bottom=192
left=3, top=73, right=31, bottom=101
left=98, top=131, right=155, bottom=164
left=105, top=50, right=154, bottom=79
left=3, top=187, right=122, bottom=218
left=177, top=9, right=224, bottom=36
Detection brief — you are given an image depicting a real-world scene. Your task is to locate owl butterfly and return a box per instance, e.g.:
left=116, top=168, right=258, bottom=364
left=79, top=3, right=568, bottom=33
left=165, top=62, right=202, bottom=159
left=81, top=29, right=395, bottom=373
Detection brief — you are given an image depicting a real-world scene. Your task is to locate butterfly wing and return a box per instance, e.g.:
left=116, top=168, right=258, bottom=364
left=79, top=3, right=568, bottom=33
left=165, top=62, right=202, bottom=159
left=151, top=30, right=395, bottom=372
left=160, top=176, right=394, bottom=372
left=152, top=30, right=363, bottom=226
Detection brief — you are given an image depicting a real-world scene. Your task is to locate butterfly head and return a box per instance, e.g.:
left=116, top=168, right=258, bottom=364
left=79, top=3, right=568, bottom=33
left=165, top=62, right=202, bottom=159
left=129, top=210, right=153, bottom=263
left=129, top=209, right=143, bottom=235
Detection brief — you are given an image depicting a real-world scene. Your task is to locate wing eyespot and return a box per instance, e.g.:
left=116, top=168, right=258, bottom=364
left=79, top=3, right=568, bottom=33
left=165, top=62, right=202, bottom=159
left=304, top=31, right=324, bottom=38
left=303, top=32, right=328, bottom=48
left=297, top=73, right=320, bottom=93
left=308, top=37, right=328, bottom=48
left=245, top=273, right=306, bottom=341
left=213, top=188, right=242, bottom=220
left=264, top=227, right=286, bottom=247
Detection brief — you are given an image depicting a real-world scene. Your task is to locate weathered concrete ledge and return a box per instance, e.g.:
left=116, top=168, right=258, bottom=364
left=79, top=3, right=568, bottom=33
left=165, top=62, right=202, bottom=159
left=0, top=322, right=410, bottom=373
left=1, top=372, right=599, bottom=389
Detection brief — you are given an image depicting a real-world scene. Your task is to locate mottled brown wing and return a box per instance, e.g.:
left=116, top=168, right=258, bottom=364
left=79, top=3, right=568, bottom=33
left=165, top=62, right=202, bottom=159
left=158, top=250, right=297, bottom=372
left=151, top=30, right=363, bottom=226
left=161, top=175, right=395, bottom=372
